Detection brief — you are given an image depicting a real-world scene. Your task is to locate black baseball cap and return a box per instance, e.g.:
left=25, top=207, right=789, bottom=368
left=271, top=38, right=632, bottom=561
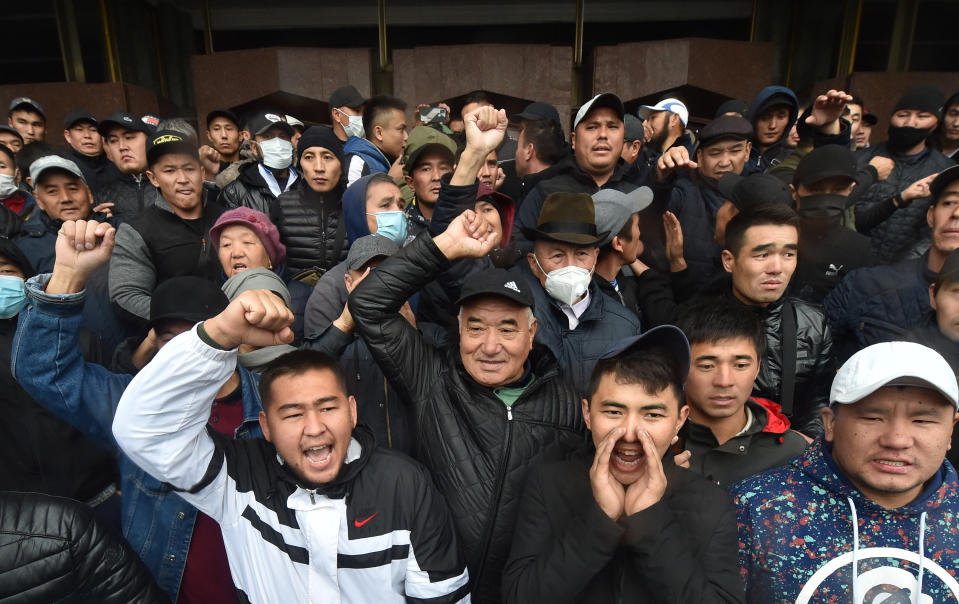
left=513, top=101, right=562, bottom=127
left=457, top=268, right=535, bottom=309
left=715, top=99, right=748, bottom=118
left=246, top=112, right=295, bottom=138
left=698, top=115, right=753, bottom=148
left=97, top=111, right=152, bottom=137
left=205, top=109, right=240, bottom=129
left=936, top=248, right=959, bottom=286
left=623, top=114, right=645, bottom=142
left=793, top=145, right=858, bottom=188
left=0, top=126, right=23, bottom=142
left=9, top=97, right=45, bottom=118
left=346, top=234, right=399, bottom=272
left=146, top=130, right=199, bottom=167
left=329, top=85, right=367, bottom=110
left=64, top=110, right=97, bottom=130
left=718, top=173, right=793, bottom=211
left=148, top=276, right=229, bottom=330
left=931, top=165, right=959, bottom=201
left=599, top=325, right=692, bottom=386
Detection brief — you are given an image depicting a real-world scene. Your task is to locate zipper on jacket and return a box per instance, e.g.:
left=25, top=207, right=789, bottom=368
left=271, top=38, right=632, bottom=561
left=308, top=490, right=315, bottom=504
left=474, top=405, right=514, bottom=587
left=383, top=377, right=393, bottom=448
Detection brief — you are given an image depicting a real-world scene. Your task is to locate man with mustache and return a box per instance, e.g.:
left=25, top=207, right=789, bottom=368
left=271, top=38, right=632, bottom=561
left=513, top=93, right=642, bottom=254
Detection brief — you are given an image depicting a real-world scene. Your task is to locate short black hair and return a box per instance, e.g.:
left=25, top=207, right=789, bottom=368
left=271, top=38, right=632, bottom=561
left=599, top=213, right=637, bottom=256
left=0, top=144, right=14, bottom=165
left=587, top=349, right=685, bottom=410
left=460, top=90, right=493, bottom=117
left=520, top=118, right=566, bottom=165
left=724, top=202, right=799, bottom=256
left=258, top=350, right=348, bottom=410
left=16, top=142, right=55, bottom=178
left=362, top=95, right=407, bottom=141
left=676, top=297, right=766, bottom=359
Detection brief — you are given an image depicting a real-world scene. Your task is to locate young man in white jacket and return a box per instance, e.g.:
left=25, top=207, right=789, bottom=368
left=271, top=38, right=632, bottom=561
left=106, top=223, right=470, bottom=603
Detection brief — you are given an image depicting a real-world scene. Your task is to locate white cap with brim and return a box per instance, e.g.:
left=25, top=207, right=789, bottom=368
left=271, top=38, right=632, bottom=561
left=830, top=341, right=959, bottom=411
left=29, top=155, right=86, bottom=186
left=638, top=98, right=689, bottom=127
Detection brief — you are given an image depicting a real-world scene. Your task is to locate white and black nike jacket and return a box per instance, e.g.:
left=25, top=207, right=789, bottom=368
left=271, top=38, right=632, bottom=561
left=113, top=326, right=471, bottom=604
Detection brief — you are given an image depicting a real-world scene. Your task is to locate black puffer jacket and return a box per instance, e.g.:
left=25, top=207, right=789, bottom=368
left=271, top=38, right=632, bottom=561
left=0, top=491, right=169, bottom=603
left=751, top=293, right=833, bottom=438
left=94, top=172, right=160, bottom=219
left=271, top=179, right=348, bottom=275
left=350, top=235, right=587, bottom=603
left=855, top=143, right=955, bottom=263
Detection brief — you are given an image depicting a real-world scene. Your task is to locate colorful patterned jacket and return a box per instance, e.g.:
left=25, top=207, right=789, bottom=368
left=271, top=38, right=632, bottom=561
left=733, top=439, right=959, bottom=604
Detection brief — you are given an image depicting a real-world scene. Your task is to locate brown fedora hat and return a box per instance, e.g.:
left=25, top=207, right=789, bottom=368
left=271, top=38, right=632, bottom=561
left=520, top=192, right=608, bottom=245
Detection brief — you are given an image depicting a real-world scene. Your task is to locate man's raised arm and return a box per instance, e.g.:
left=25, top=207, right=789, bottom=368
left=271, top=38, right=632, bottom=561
left=112, top=290, right=293, bottom=514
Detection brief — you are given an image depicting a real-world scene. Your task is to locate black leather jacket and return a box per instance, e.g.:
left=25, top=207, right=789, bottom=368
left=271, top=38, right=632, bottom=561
left=0, top=491, right=169, bottom=603
left=350, top=234, right=587, bottom=602
left=94, top=172, right=160, bottom=219
left=751, top=294, right=834, bottom=438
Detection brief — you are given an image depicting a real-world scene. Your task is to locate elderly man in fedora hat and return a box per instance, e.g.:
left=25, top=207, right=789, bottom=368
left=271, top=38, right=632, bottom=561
left=521, top=190, right=642, bottom=393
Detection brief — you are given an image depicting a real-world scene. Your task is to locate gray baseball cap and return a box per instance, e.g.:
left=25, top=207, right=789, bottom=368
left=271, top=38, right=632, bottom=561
left=29, top=155, right=85, bottom=186
left=593, top=187, right=654, bottom=246
left=346, top=234, right=399, bottom=272
left=9, top=97, right=45, bottom=118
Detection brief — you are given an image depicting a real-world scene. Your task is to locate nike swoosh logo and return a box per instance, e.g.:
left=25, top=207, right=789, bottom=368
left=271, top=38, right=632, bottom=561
left=354, top=512, right=378, bottom=528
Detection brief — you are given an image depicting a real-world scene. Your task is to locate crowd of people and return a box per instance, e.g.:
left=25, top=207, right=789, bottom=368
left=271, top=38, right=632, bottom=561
left=1, top=79, right=958, bottom=603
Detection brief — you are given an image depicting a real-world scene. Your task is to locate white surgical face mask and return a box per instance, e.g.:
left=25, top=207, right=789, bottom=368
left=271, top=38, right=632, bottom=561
left=337, top=109, right=365, bottom=139
left=0, top=173, right=17, bottom=197
left=258, top=137, right=293, bottom=170
left=533, top=254, right=593, bottom=306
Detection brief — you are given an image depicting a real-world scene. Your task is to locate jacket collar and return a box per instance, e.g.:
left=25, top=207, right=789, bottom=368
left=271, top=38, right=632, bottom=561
left=275, top=424, right=376, bottom=500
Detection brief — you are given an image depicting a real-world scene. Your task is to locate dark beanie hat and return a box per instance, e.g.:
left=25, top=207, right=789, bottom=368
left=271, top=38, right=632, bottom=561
left=296, top=125, right=344, bottom=165
left=892, top=85, right=945, bottom=119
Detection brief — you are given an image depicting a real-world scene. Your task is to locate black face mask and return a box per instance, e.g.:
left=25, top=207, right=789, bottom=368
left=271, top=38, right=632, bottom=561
left=798, top=193, right=849, bottom=213
left=798, top=194, right=847, bottom=231
left=887, top=125, right=932, bottom=153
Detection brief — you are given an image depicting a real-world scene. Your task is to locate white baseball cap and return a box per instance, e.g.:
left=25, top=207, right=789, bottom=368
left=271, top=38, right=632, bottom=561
left=830, top=341, right=959, bottom=410
left=573, top=93, right=624, bottom=129
left=638, top=98, right=689, bottom=127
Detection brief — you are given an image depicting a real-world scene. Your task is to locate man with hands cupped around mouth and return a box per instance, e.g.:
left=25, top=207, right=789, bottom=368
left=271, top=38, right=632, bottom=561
left=501, top=326, right=745, bottom=603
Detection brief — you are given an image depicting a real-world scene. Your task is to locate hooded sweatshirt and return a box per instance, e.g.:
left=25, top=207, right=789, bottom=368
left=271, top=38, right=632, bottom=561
left=745, top=86, right=799, bottom=174
left=343, top=137, right=392, bottom=186
left=734, top=439, right=959, bottom=603
left=341, top=173, right=377, bottom=244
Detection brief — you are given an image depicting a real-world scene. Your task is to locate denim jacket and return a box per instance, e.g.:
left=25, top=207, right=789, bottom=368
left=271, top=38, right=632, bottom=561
left=12, top=273, right=264, bottom=601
